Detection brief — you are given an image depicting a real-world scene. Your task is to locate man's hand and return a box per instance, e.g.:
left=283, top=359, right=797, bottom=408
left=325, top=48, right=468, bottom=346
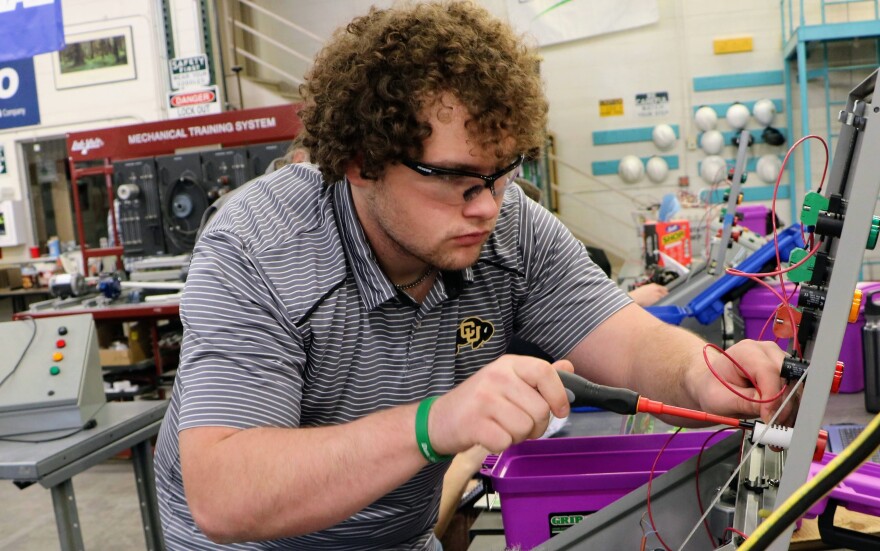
left=428, top=355, right=573, bottom=455
left=628, top=283, right=669, bottom=307
left=690, top=339, right=798, bottom=425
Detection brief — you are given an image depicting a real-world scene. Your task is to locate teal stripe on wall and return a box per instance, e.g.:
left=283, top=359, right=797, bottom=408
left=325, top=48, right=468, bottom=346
left=696, top=128, right=788, bottom=146
left=692, top=99, right=785, bottom=116
left=701, top=185, right=792, bottom=203
left=693, top=71, right=784, bottom=92
left=591, top=155, right=680, bottom=176
left=592, top=125, right=680, bottom=146
left=697, top=155, right=785, bottom=174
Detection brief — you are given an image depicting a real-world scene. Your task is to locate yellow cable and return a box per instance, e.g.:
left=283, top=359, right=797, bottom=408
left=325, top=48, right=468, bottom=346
left=740, top=411, right=880, bottom=550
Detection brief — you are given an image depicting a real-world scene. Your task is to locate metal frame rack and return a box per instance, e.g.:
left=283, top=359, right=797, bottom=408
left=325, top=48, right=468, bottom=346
left=546, top=67, right=880, bottom=551
left=67, top=158, right=125, bottom=273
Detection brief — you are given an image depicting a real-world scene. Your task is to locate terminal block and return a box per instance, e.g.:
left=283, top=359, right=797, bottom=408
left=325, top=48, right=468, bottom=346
left=800, top=191, right=829, bottom=227
left=787, top=248, right=816, bottom=283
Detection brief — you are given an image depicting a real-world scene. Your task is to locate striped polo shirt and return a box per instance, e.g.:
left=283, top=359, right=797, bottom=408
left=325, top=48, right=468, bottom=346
left=154, top=163, right=630, bottom=550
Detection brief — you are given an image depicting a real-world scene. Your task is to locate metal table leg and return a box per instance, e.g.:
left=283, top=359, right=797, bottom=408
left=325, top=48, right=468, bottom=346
left=50, top=478, right=85, bottom=551
left=131, top=440, right=165, bottom=550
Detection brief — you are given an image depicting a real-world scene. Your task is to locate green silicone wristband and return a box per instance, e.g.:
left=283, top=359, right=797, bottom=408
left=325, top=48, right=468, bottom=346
left=415, top=396, right=453, bottom=463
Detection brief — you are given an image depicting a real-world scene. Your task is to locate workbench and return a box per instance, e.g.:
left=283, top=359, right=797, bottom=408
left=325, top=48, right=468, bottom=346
left=0, top=400, right=169, bottom=551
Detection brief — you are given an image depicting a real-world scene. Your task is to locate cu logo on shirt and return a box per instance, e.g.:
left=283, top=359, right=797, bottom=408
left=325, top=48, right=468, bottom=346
left=456, top=316, right=495, bottom=354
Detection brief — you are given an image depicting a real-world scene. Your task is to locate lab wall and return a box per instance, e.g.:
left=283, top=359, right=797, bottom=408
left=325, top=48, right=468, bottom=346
left=245, top=0, right=831, bottom=269
left=2, top=0, right=877, bottom=274
left=0, top=0, right=203, bottom=262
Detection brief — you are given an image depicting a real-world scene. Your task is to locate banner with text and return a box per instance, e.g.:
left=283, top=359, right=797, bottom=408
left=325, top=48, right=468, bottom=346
left=0, top=0, right=65, bottom=62
left=0, top=57, right=41, bottom=130
left=67, top=104, right=303, bottom=161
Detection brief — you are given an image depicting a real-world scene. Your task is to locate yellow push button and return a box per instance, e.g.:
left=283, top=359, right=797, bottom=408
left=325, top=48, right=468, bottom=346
left=52, top=352, right=63, bottom=362
left=850, top=289, right=863, bottom=324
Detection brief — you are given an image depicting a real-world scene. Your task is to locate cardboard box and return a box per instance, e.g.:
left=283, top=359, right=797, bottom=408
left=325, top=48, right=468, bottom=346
left=643, top=220, right=692, bottom=268
left=97, top=321, right=151, bottom=366
left=0, top=266, right=22, bottom=289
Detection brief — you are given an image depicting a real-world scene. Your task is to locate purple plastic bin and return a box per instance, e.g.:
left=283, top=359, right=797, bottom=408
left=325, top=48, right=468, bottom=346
left=736, top=205, right=772, bottom=236
left=738, top=281, right=880, bottom=393
left=480, top=431, right=727, bottom=550
left=804, top=452, right=880, bottom=520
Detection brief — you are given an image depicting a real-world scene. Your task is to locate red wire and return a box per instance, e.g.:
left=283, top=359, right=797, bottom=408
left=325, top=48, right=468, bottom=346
left=734, top=274, right=803, bottom=357
left=703, top=343, right=788, bottom=403
left=646, top=428, right=682, bottom=551
left=724, top=527, right=750, bottom=540
left=769, top=134, right=828, bottom=266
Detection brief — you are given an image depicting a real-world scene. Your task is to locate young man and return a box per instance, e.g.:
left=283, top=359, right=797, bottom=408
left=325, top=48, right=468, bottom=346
left=155, top=2, right=792, bottom=549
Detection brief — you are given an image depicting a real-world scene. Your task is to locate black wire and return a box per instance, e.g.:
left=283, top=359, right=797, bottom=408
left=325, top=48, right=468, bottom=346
left=0, top=318, right=37, bottom=388
left=0, top=405, right=104, bottom=444
left=744, top=418, right=880, bottom=550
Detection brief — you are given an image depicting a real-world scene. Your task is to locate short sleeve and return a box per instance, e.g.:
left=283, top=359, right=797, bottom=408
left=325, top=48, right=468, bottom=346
left=514, top=198, right=632, bottom=360
left=176, top=231, right=307, bottom=431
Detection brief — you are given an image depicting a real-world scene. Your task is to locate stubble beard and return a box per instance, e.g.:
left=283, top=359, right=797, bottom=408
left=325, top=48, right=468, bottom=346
left=368, top=187, right=488, bottom=272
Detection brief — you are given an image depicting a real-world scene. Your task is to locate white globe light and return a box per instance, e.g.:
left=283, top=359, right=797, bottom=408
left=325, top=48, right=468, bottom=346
left=645, top=156, right=669, bottom=183
left=756, top=154, right=783, bottom=184
left=726, top=103, right=751, bottom=129
left=652, top=124, right=677, bottom=151
left=618, top=155, right=645, bottom=184
left=694, top=106, right=718, bottom=132
left=753, top=99, right=777, bottom=127
left=700, top=130, right=725, bottom=155
left=700, top=155, right=728, bottom=184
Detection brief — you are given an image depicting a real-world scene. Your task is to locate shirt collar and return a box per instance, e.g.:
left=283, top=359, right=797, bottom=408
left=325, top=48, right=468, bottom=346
left=332, top=180, right=474, bottom=311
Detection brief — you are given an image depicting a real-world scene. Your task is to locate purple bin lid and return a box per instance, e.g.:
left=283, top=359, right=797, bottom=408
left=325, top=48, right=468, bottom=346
left=805, top=453, right=880, bottom=519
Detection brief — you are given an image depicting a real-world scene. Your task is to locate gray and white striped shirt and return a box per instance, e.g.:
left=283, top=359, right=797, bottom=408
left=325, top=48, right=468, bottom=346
left=154, top=163, right=630, bottom=550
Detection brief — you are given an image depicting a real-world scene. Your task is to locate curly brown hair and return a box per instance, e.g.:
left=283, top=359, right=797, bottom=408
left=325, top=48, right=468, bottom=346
left=298, top=1, right=548, bottom=183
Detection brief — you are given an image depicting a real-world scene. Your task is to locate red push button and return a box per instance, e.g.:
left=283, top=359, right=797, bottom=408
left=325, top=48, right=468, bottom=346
left=814, top=430, right=829, bottom=461
left=56, top=339, right=66, bottom=348
left=831, top=362, right=845, bottom=394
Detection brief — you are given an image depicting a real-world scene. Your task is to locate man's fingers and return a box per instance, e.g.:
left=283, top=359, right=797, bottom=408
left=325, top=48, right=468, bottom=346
left=509, top=358, right=571, bottom=419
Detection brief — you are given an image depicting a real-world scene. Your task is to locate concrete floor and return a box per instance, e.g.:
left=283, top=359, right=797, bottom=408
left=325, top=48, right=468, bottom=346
left=0, top=460, right=148, bottom=550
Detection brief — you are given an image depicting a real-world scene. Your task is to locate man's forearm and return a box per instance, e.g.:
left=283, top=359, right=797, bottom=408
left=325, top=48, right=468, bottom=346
left=181, top=402, right=427, bottom=543
left=568, top=304, right=706, bottom=410
left=627, top=321, right=707, bottom=409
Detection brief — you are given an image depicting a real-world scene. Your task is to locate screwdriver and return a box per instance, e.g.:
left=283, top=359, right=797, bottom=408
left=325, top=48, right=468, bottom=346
left=556, top=370, right=751, bottom=429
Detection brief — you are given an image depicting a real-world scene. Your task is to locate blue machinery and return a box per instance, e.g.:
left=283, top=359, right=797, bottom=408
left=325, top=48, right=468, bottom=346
left=646, top=224, right=805, bottom=328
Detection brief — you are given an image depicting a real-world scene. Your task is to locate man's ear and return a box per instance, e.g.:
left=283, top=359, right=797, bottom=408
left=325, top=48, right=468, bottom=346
left=345, top=154, right=370, bottom=188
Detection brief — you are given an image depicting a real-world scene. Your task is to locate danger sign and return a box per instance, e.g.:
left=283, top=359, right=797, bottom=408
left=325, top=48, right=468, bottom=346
left=167, top=85, right=221, bottom=119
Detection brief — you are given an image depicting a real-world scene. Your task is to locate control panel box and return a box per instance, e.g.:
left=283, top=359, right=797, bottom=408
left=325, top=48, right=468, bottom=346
left=0, top=200, right=26, bottom=248
left=0, top=314, right=106, bottom=437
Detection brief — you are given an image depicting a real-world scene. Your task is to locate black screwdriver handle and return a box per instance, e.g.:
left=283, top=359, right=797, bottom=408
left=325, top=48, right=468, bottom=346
left=556, top=370, right=640, bottom=415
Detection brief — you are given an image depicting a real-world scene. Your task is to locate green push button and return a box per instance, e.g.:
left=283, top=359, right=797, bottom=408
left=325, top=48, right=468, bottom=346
left=49, top=366, right=60, bottom=376
left=801, top=192, right=829, bottom=227
left=867, top=216, right=880, bottom=250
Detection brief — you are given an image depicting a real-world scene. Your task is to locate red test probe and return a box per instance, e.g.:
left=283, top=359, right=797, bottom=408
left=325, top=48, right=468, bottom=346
left=556, top=370, right=827, bottom=460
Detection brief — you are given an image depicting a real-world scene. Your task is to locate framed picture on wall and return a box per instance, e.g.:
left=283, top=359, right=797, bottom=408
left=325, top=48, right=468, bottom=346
left=52, top=26, right=136, bottom=90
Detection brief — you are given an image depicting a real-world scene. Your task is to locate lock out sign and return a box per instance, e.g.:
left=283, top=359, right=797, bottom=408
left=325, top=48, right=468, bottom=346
left=167, top=86, right=221, bottom=119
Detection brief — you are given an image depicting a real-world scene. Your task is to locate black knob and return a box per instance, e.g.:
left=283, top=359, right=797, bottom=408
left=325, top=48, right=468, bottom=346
left=58, top=326, right=68, bottom=335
